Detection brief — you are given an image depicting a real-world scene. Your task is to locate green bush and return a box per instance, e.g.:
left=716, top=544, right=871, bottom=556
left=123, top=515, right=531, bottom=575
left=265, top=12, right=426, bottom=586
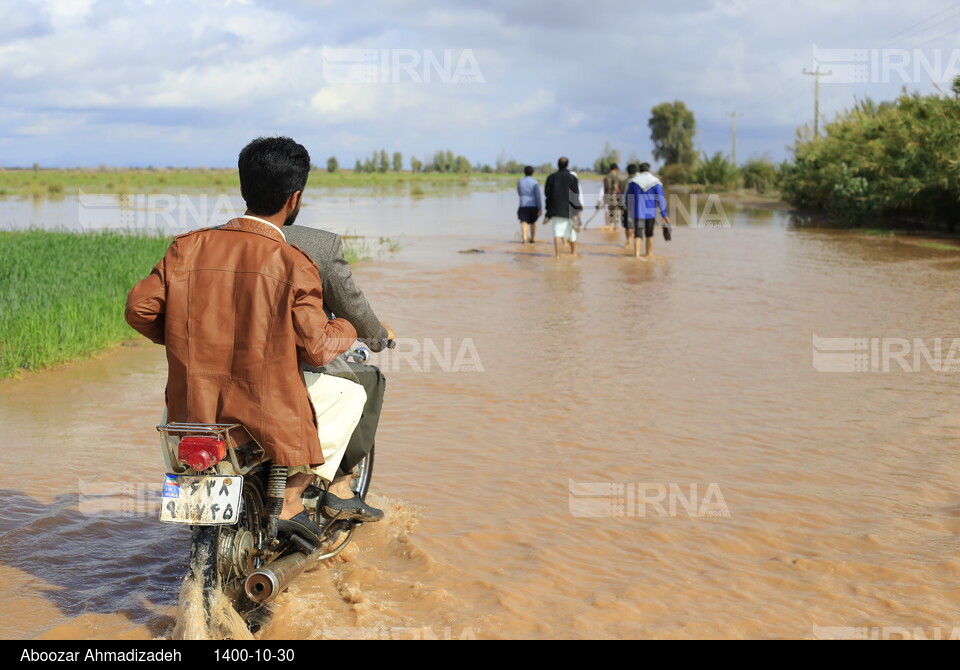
left=740, top=156, right=778, bottom=193
left=779, top=91, right=960, bottom=225
left=660, top=162, right=693, bottom=185
left=690, top=152, right=741, bottom=190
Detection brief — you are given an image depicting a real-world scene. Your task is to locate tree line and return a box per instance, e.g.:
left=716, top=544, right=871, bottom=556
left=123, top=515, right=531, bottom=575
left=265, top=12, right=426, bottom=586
left=322, top=98, right=788, bottom=190
left=326, top=150, right=542, bottom=175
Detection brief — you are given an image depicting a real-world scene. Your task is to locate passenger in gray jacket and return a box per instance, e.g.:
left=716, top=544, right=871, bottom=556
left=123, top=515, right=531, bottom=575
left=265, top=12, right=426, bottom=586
left=286, top=225, right=395, bottom=522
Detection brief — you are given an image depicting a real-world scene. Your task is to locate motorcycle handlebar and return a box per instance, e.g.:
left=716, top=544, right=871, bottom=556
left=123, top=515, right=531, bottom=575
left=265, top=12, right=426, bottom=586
left=346, top=338, right=394, bottom=364
left=357, top=336, right=396, bottom=352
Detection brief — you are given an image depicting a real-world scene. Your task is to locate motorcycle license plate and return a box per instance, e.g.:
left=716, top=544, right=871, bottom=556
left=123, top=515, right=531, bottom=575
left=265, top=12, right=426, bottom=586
left=159, top=474, right=243, bottom=525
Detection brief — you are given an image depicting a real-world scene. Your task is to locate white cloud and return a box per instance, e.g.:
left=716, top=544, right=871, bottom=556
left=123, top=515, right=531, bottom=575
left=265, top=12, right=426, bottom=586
left=0, top=0, right=954, bottom=167
left=310, top=84, right=382, bottom=119
left=499, top=90, right=554, bottom=120
left=33, top=0, right=96, bottom=26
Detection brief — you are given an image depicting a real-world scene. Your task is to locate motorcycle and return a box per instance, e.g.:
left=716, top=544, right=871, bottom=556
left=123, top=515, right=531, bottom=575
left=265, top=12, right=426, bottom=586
left=157, top=344, right=388, bottom=637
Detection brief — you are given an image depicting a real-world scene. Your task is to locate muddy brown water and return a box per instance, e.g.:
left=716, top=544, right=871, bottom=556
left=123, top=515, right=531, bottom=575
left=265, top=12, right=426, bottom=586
left=1, top=188, right=959, bottom=639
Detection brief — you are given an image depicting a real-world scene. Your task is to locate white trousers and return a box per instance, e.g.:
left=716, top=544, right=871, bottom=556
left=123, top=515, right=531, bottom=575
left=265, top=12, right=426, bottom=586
left=293, top=372, right=367, bottom=483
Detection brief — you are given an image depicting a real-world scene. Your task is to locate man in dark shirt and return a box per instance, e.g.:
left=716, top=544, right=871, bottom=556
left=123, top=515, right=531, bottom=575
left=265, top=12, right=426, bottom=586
left=544, top=156, right=583, bottom=258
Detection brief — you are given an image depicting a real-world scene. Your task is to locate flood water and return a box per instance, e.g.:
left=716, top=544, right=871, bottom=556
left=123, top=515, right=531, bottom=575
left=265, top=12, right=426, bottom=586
left=2, top=184, right=959, bottom=639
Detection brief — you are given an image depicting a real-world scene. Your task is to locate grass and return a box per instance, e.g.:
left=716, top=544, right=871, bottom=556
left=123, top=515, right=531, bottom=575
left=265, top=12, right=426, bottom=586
left=0, top=230, right=172, bottom=378
left=857, top=228, right=897, bottom=237
left=378, top=236, right=403, bottom=254
left=341, top=236, right=371, bottom=264
left=0, top=168, right=519, bottom=199
left=341, top=235, right=402, bottom=263
left=0, top=168, right=240, bottom=198
left=912, top=241, right=960, bottom=251
left=0, top=229, right=395, bottom=378
left=853, top=228, right=960, bottom=250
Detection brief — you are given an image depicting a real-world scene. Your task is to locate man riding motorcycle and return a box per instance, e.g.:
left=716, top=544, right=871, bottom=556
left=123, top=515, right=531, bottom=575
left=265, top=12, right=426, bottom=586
left=125, top=136, right=381, bottom=547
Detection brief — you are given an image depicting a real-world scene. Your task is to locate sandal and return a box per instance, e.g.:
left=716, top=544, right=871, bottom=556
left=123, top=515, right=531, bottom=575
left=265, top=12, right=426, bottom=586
left=320, top=492, right=384, bottom=523
left=277, top=509, right=325, bottom=546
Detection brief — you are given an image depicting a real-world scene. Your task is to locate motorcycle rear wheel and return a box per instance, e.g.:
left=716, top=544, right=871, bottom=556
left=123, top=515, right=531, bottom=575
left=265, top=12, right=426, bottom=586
left=186, top=475, right=265, bottom=638
left=188, top=525, right=221, bottom=635
left=184, top=448, right=376, bottom=635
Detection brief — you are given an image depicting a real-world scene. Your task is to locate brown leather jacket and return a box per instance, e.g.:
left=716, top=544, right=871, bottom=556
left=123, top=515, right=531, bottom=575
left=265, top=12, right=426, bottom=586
left=125, top=217, right=358, bottom=466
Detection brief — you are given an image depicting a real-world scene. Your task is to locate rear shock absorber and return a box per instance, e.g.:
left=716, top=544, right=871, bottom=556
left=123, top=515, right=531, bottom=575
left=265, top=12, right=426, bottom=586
left=266, top=464, right=288, bottom=543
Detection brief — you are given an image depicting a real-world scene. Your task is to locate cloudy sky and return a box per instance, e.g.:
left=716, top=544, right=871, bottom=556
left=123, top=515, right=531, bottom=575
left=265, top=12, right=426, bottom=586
left=2, top=0, right=959, bottom=169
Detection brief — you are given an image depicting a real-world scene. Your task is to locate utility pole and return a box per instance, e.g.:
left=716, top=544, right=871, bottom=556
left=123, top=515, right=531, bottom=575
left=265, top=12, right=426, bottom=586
left=802, top=66, right=832, bottom=140
left=726, top=112, right=742, bottom=166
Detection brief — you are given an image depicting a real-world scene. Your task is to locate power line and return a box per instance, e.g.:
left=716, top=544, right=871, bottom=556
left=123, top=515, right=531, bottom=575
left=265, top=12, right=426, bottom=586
left=705, top=2, right=960, bottom=155
left=877, top=1, right=960, bottom=48
left=758, top=3, right=960, bottom=125
left=911, top=22, right=960, bottom=48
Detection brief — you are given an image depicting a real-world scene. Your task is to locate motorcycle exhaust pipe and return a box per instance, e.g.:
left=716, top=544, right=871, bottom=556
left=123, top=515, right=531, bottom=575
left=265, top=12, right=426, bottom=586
left=245, top=548, right=319, bottom=603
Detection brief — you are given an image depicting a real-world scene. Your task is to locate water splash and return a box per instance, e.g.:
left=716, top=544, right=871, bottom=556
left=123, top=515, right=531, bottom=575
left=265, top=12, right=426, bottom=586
left=168, top=537, right=253, bottom=641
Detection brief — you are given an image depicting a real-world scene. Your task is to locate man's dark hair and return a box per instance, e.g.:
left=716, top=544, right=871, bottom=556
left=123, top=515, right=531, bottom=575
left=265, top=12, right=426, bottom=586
left=558, top=156, right=569, bottom=169
left=238, top=136, right=311, bottom=216
left=609, top=163, right=619, bottom=172
left=639, top=162, right=651, bottom=173
left=627, top=163, right=638, bottom=175
left=524, top=165, right=534, bottom=176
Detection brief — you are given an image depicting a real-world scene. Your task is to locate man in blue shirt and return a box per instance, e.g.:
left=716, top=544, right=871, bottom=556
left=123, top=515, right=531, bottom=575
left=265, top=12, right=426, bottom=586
left=516, top=165, right=543, bottom=244
left=625, top=162, right=670, bottom=259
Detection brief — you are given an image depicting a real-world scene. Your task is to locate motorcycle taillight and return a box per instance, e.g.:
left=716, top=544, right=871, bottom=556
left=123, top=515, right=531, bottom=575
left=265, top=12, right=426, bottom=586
left=178, top=436, right=226, bottom=471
